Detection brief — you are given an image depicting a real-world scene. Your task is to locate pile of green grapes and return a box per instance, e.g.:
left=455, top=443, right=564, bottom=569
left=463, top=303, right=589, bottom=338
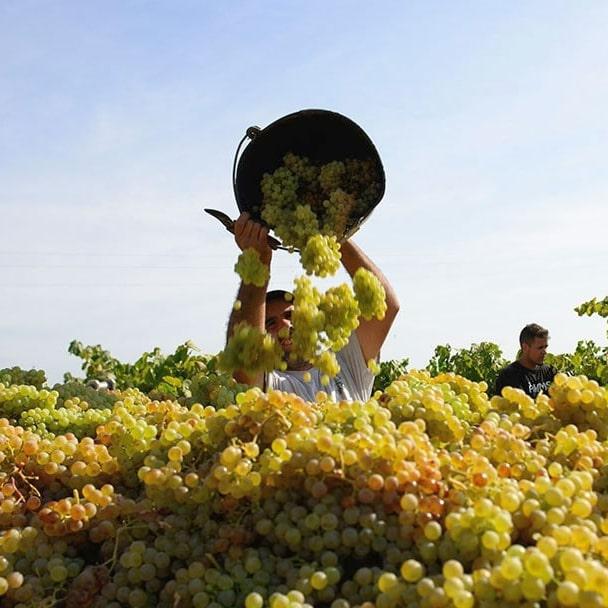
left=0, top=382, right=116, bottom=440
left=228, top=153, right=386, bottom=381
left=2, top=368, right=608, bottom=607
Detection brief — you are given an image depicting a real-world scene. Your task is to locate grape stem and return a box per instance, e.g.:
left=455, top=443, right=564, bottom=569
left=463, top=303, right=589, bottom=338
left=13, top=466, right=41, bottom=500
left=205, top=552, right=222, bottom=569
left=103, top=522, right=150, bottom=572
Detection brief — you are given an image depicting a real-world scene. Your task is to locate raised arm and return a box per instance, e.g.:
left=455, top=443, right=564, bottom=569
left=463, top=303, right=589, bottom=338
left=226, top=212, right=272, bottom=387
left=340, top=240, right=400, bottom=362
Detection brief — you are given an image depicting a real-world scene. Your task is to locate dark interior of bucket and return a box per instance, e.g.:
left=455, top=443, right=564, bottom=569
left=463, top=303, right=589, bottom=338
left=234, top=109, right=385, bottom=222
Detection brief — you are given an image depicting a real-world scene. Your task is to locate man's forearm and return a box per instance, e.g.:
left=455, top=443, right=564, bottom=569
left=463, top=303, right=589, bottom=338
left=226, top=281, right=268, bottom=340
left=339, top=239, right=400, bottom=362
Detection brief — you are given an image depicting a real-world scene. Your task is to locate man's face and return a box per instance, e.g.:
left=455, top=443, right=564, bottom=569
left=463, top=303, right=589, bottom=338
left=522, top=337, right=548, bottom=366
left=265, top=299, right=294, bottom=354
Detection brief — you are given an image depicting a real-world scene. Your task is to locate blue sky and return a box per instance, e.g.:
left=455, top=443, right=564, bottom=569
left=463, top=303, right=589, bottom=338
left=1, top=1, right=607, bottom=382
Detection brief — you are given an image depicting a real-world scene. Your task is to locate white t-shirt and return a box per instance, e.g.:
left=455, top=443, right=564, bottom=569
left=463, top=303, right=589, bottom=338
left=265, top=332, right=374, bottom=402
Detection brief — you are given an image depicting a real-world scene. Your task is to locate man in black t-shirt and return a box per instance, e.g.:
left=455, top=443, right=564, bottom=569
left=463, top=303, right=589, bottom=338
left=495, top=323, right=556, bottom=398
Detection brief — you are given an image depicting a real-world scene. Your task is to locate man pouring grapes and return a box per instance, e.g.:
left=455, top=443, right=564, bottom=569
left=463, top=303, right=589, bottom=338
left=224, top=211, right=400, bottom=402
left=218, top=111, right=399, bottom=401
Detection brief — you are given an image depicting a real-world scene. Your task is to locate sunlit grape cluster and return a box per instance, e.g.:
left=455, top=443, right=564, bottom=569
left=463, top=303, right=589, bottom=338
left=322, top=189, right=355, bottom=239
left=382, top=374, right=471, bottom=444
left=220, top=323, right=286, bottom=376
left=235, top=247, right=270, bottom=287
left=0, top=384, right=58, bottom=417
left=283, top=152, right=318, bottom=184
left=0, top=382, right=115, bottom=439
left=300, top=234, right=341, bottom=277
left=270, top=204, right=320, bottom=253
left=318, top=284, right=360, bottom=352
left=287, top=277, right=370, bottom=380
left=549, top=372, right=608, bottom=438
left=259, top=167, right=298, bottom=228
left=318, top=160, right=346, bottom=193
left=353, top=267, right=387, bottom=320
left=290, top=276, right=324, bottom=363
left=19, top=404, right=112, bottom=439
left=0, top=367, right=46, bottom=390
left=53, top=380, right=118, bottom=410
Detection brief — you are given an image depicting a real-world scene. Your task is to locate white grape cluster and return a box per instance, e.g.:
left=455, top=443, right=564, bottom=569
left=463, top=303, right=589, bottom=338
left=19, top=403, right=112, bottom=439
left=318, top=284, right=360, bottom=352
left=290, top=277, right=325, bottom=364
left=220, top=323, right=286, bottom=375
left=54, top=381, right=118, bottom=411
left=353, top=268, right=387, bottom=320
left=549, top=373, right=608, bottom=438
left=322, top=190, right=355, bottom=238
left=264, top=203, right=320, bottom=255
left=0, top=384, right=58, bottom=417
left=311, top=350, right=340, bottom=381
left=289, top=278, right=378, bottom=379
left=319, top=160, right=346, bottom=193
left=235, top=248, right=270, bottom=287
left=283, top=152, right=318, bottom=184
left=343, top=158, right=383, bottom=216
left=0, top=367, right=46, bottom=389
left=259, top=167, right=298, bottom=228
left=300, top=235, right=341, bottom=277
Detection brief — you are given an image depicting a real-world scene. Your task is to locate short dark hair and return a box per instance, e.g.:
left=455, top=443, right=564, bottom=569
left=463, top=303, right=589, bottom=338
left=519, top=323, right=549, bottom=346
left=265, top=290, right=293, bottom=304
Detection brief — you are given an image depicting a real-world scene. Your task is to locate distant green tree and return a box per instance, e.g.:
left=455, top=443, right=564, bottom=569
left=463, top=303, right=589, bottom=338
left=576, top=296, right=608, bottom=340
left=546, top=340, right=608, bottom=385
left=65, top=340, right=209, bottom=398
left=426, top=342, right=507, bottom=393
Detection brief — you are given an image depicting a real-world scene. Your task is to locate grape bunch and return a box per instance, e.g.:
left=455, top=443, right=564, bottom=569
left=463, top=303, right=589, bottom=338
left=318, top=284, right=360, bottom=352
left=286, top=268, right=386, bottom=379
left=548, top=372, right=608, bottom=438
left=300, top=234, right=341, bottom=277
left=19, top=403, right=113, bottom=439
left=220, top=323, right=286, bottom=376
left=290, top=276, right=325, bottom=363
left=322, top=189, right=355, bottom=239
left=353, top=268, right=387, bottom=321
left=0, top=384, right=58, bottom=417
left=0, top=367, right=47, bottom=390
left=235, top=248, right=270, bottom=287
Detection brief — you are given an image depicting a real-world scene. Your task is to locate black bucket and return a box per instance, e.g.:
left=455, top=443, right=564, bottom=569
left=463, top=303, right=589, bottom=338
left=233, top=109, right=385, bottom=239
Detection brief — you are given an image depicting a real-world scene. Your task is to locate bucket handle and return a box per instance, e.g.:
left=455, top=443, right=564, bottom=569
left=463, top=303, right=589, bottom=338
left=232, top=126, right=261, bottom=205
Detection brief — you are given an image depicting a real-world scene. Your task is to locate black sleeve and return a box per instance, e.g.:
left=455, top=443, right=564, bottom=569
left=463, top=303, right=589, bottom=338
left=494, top=366, right=515, bottom=397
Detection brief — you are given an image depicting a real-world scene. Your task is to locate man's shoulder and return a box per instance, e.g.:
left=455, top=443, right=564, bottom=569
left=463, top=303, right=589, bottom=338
left=497, top=361, right=524, bottom=377
left=539, top=363, right=557, bottom=376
